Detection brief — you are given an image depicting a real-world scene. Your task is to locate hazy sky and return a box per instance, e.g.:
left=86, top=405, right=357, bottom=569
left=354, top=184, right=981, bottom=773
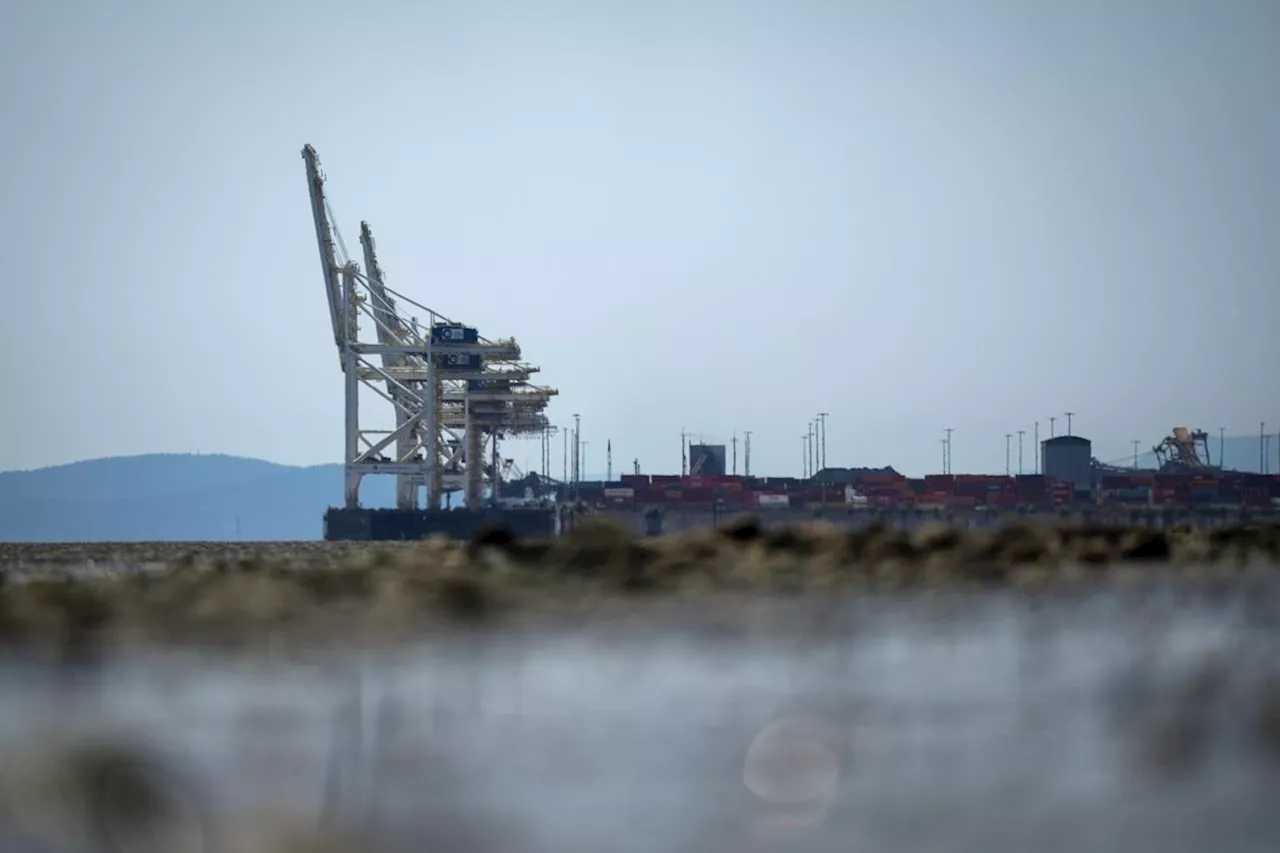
left=1, top=0, right=1277, bottom=478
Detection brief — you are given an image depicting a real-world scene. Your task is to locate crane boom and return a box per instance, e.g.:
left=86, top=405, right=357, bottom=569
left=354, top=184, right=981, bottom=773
left=301, top=145, right=344, bottom=353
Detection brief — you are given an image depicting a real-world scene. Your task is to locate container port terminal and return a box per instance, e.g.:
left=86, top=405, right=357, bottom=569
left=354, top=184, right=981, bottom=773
left=302, top=144, right=1279, bottom=541
left=495, top=426, right=1280, bottom=536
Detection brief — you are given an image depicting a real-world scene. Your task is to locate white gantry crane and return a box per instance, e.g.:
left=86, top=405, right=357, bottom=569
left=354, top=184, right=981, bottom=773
left=301, top=144, right=558, bottom=510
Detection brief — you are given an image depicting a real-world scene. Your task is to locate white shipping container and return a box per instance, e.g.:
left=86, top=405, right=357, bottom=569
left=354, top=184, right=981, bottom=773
left=603, top=487, right=635, bottom=499
left=756, top=494, right=790, bottom=508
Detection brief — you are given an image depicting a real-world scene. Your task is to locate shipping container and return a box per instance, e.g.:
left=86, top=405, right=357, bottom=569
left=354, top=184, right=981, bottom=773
left=756, top=494, right=790, bottom=508
left=1113, top=487, right=1152, bottom=501
left=620, top=474, right=650, bottom=486
left=603, top=487, right=635, bottom=499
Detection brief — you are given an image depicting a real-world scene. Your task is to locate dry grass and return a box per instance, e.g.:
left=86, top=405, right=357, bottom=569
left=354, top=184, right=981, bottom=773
left=0, top=517, right=1278, bottom=656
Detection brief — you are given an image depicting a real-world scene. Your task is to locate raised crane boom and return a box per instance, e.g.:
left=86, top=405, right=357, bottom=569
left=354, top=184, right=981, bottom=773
left=301, top=145, right=344, bottom=354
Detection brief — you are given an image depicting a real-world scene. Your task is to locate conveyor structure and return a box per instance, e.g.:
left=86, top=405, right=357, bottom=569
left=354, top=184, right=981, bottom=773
left=301, top=144, right=559, bottom=513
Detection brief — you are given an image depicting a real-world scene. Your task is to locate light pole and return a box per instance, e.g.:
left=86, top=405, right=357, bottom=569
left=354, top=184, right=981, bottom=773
left=944, top=428, right=954, bottom=474
left=1017, top=430, right=1025, bottom=475
left=818, top=412, right=829, bottom=470
left=1049, top=417, right=1056, bottom=439
left=1006, top=433, right=1012, bottom=476
left=572, top=413, right=581, bottom=484
left=801, top=435, right=809, bottom=478
left=807, top=422, right=816, bottom=477
left=1218, top=427, right=1225, bottom=469
left=1034, top=421, right=1040, bottom=474
left=744, top=430, right=753, bottom=477
left=1064, top=412, right=1075, bottom=436
left=1132, top=440, right=1140, bottom=470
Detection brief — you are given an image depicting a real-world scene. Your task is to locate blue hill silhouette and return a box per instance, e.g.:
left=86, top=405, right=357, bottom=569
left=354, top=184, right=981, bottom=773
left=0, top=454, right=394, bottom=542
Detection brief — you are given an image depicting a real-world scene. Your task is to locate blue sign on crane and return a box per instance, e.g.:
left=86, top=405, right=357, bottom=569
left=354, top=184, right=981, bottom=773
left=437, top=352, right=482, bottom=370
left=431, top=325, right=479, bottom=344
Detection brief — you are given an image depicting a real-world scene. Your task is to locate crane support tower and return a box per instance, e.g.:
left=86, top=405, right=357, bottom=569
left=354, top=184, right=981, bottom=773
left=301, top=144, right=561, bottom=540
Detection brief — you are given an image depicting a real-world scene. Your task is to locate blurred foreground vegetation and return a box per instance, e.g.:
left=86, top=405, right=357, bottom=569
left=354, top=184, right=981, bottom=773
left=0, top=518, right=1278, bottom=657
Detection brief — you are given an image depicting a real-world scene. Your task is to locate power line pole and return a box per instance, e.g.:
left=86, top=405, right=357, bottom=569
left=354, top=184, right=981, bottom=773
left=1132, top=439, right=1140, bottom=470
left=1034, top=421, right=1040, bottom=474
left=1218, top=427, right=1225, bottom=469
left=944, top=428, right=954, bottom=474
left=1064, top=412, right=1075, bottom=436
left=1006, top=433, right=1012, bottom=476
left=801, top=434, right=808, bottom=478
left=941, top=438, right=948, bottom=474
left=1017, top=430, right=1025, bottom=475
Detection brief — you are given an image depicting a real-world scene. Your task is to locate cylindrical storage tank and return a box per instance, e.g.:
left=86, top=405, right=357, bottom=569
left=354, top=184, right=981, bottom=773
left=1041, top=436, right=1093, bottom=495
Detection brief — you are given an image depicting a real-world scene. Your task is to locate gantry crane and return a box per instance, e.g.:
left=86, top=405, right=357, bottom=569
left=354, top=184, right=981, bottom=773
left=301, top=144, right=558, bottom=510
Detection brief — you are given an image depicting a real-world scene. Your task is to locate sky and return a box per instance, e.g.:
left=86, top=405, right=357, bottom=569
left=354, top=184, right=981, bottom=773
left=1, top=0, right=1277, bottom=479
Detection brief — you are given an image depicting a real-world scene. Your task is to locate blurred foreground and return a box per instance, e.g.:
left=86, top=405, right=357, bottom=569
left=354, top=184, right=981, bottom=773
left=1, top=521, right=1279, bottom=852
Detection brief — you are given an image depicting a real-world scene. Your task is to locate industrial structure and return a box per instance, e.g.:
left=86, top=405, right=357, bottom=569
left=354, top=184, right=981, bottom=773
left=687, top=443, right=728, bottom=477
left=1042, top=435, right=1093, bottom=495
left=301, top=145, right=560, bottom=539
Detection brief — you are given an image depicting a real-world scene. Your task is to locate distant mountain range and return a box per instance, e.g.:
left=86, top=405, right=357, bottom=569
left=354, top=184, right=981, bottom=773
left=1, top=438, right=1275, bottom=542
left=0, top=455, right=394, bottom=542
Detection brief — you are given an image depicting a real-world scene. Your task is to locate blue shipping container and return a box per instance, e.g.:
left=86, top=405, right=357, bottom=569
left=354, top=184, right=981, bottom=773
left=431, top=325, right=479, bottom=344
